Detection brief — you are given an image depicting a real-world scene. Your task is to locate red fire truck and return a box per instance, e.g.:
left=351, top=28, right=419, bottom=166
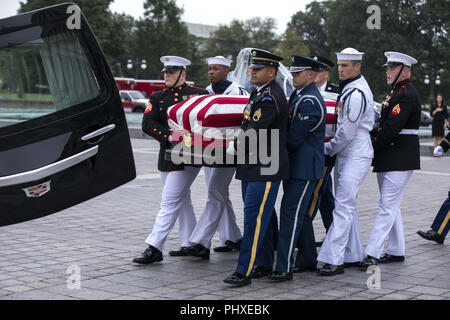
left=115, top=77, right=166, bottom=98
left=115, top=77, right=195, bottom=98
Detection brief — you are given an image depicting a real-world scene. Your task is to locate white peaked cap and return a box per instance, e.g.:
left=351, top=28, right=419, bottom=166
left=336, top=48, right=364, bottom=61
left=206, top=56, right=232, bottom=67
left=160, top=56, right=191, bottom=71
left=383, top=51, right=418, bottom=67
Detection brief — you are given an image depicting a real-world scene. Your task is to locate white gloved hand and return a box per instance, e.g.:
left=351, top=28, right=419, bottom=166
left=226, top=141, right=236, bottom=155
left=324, top=143, right=329, bottom=155
left=434, top=145, right=444, bottom=157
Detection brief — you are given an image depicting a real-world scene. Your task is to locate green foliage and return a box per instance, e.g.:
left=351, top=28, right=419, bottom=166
left=130, top=0, right=190, bottom=80
left=205, top=18, right=280, bottom=67
left=276, top=28, right=310, bottom=62
left=289, top=0, right=450, bottom=102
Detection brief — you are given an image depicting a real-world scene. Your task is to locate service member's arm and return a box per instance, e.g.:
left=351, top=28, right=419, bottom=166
left=141, top=96, right=171, bottom=142
left=287, top=99, right=323, bottom=152
left=325, top=91, right=364, bottom=156
left=372, top=94, right=412, bottom=152
left=229, top=97, right=278, bottom=155
left=246, top=97, right=278, bottom=131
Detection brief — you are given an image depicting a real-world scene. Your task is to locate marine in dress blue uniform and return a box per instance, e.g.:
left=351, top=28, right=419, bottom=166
left=223, top=49, right=289, bottom=286
left=269, top=55, right=326, bottom=282
left=133, top=56, right=208, bottom=264
left=361, top=52, right=421, bottom=268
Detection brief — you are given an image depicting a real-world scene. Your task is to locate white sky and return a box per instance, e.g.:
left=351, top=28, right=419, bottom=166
left=0, top=0, right=313, bottom=34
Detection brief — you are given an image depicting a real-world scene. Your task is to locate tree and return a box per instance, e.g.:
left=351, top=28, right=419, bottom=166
left=19, top=0, right=116, bottom=60
left=205, top=17, right=280, bottom=66
left=276, top=28, right=310, bottom=62
left=288, top=0, right=450, bottom=102
left=131, top=0, right=190, bottom=80
left=288, top=1, right=331, bottom=58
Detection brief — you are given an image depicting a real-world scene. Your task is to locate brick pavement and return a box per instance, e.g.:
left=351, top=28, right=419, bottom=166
left=0, top=138, right=449, bottom=300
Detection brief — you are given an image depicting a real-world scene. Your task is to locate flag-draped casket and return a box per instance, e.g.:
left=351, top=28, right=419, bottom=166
left=164, top=93, right=338, bottom=166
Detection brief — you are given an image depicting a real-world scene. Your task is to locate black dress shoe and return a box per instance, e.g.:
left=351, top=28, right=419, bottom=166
left=292, top=265, right=317, bottom=273
left=317, top=263, right=344, bottom=276
left=417, top=230, right=444, bottom=244
left=213, top=246, right=232, bottom=252
left=185, top=244, right=210, bottom=260
left=269, top=271, right=293, bottom=282
left=132, top=245, right=163, bottom=264
left=225, top=239, right=242, bottom=251
left=359, top=256, right=378, bottom=269
left=379, top=254, right=405, bottom=263
left=251, top=266, right=272, bottom=279
left=168, top=247, right=190, bottom=256
left=343, top=261, right=361, bottom=268
left=223, top=272, right=251, bottom=286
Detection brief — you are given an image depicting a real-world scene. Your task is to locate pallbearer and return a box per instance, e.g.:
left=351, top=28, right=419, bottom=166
left=223, top=49, right=289, bottom=286
left=361, top=52, right=421, bottom=268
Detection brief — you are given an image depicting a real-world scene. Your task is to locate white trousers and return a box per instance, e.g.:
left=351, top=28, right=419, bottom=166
left=318, top=154, right=372, bottom=265
left=189, top=167, right=242, bottom=248
left=365, top=171, right=412, bottom=258
left=145, top=166, right=201, bottom=252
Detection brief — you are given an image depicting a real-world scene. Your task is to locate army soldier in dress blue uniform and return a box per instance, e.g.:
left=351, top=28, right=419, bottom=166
left=268, top=55, right=327, bottom=282
left=223, top=49, right=289, bottom=286
left=417, top=134, right=450, bottom=244
left=133, top=56, right=208, bottom=264
left=360, top=52, right=421, bottom=268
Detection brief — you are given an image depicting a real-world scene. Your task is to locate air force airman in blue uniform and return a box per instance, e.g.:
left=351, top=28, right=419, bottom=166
left=269, top=55, right=327, bottom=282
left=223, top=49, right=289, bottom=287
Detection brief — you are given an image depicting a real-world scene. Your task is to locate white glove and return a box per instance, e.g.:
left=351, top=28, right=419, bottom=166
left=434, top=146, right=444, bottom=157
left=226, top=141, right=236, bottom=155
left=324, top=143, right=329, bottom=155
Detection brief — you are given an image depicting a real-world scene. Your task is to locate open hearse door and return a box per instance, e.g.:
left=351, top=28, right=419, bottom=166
left=0, top=3, right=136, bottom=226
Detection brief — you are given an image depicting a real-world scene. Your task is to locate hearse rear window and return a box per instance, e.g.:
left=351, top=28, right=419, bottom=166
left=0, top=30, right=100, bottom=128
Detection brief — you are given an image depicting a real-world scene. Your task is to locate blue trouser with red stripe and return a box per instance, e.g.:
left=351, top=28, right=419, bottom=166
left=236, top=180, right=281, bottom=277
left=431, top=191, right=450, bottom=239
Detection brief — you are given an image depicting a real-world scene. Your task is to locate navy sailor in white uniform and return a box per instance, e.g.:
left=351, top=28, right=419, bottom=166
left=186, top=56, right=248, bottom=258
left=317, top=48, right=375, bottom=276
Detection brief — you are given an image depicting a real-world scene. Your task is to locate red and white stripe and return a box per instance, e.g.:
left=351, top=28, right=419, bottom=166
left=167, top=94, right=248, bottom=138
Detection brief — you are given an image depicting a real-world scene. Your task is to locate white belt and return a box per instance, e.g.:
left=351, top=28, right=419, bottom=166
left=399, top=129, right=419, bottom=135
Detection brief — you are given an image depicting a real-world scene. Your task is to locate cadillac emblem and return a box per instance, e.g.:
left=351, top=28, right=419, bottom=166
left=22, top=180, right=51, bottom=198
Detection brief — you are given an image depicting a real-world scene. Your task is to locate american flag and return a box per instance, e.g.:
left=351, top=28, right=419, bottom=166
left=166, top=93, right=338, bottom=146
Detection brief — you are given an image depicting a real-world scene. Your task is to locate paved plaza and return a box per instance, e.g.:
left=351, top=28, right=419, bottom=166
left=0, top=137, right=449, bottom=301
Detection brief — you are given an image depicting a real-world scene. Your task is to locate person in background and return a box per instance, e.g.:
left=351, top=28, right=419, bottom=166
left=430, top=93, right=448, bottom=148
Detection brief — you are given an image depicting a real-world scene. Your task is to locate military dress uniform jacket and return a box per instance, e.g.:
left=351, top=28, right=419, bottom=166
left=234, top=80, right=289, bottom=182
left=287, top=82, right=326, bottom=180
left=324, top=81, right=340, bottom=94
left=142, top=83, right=208, bottom=172
left=372, top=80, right=421, bottom=172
